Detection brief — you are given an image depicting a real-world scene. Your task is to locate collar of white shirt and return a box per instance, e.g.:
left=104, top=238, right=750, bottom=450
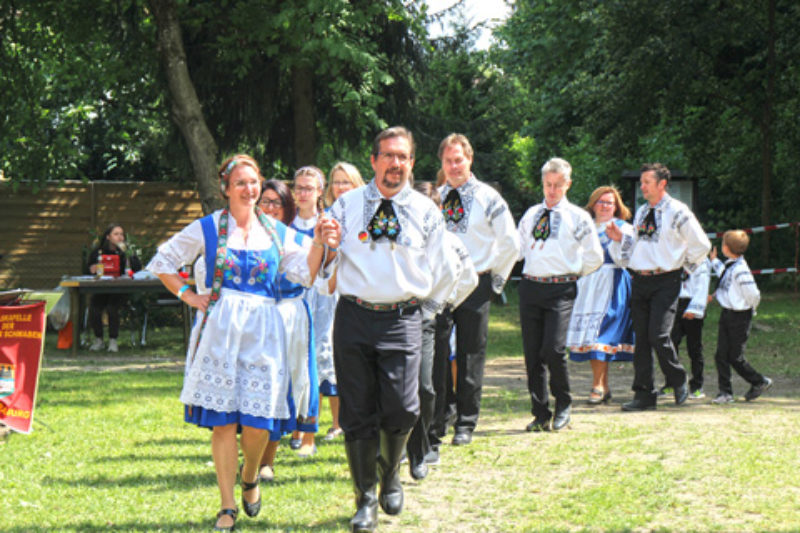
left=365, top=178, right=413, bottom=206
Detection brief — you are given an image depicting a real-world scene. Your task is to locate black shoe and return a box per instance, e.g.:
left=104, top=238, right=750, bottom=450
left=451, top=430, right=472, bottom=446
left=409, top=459, right=429, bottom=480
left=289, top=437, right=302, bottom=450
left=552, top=406, right=571, bottom=431
left=424, top=448, right=440, bottom=466
left=621, top=397, right=657, bottom=412
left=745, top=377, right=773, bottom=401
left=213, top=507, right=238, bottom=532
left=525, top=417, right=551, bottom=432
left=674, top=382, right=689, bottom=405
left=239, top=465, right=261, bottom=518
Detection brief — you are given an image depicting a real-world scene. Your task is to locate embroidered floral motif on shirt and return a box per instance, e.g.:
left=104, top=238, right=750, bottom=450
left=442, top=188, right=465, bottom=223
left=248, top=256, right=269, bottom=285
left=367, top=199, right=401, bottom=242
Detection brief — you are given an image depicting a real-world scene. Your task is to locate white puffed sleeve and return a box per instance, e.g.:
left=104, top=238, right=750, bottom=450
left=147, top=219, right=204, bottom=275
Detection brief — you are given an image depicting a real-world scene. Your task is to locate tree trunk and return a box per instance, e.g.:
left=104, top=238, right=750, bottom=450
left=760, top=0, right=776, bottom=264
left=148, top=0, right=221, bottom=215
left=291, top=65, right=316, bottom=167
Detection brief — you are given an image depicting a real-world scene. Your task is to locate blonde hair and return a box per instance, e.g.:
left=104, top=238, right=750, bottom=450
left=585, top=186, right=632, bottom=221
left=324, top=162, right=364, bottom=206
left=723, top=230, right=750, bottom=255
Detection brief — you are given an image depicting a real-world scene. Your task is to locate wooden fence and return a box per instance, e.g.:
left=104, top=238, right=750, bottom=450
left=0, top=181, right=204, bottom=289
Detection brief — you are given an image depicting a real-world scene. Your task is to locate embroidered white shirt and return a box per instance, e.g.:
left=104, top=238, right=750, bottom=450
left=711, top=256, right=760, bottom=311
left=612, top=194, right=711, bottom=273
left=443, top=231, right=479, bottom=308
left=679, top=258, right=711, bottom=317
left=329, top=180, right=458, bottom=317
left=438, top=175, right=521, bottom=293
left=517, top=197, right=603, bottom=278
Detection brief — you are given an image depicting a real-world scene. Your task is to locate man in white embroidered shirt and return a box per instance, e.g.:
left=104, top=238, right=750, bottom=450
left=434, top=133, right=521, bottom=447
left=329, top=126, right=457, bottom=533
left=517, top=157, right=603, bottom=432
left=606, top=163, right=711, bottom=411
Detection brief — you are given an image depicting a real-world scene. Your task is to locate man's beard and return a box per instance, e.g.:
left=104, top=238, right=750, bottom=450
left=380, top=167, right=406, bottom=190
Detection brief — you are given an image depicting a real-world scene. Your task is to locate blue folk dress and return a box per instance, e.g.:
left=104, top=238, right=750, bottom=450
left=147, top=210, right=319, bottom=432
left=567, top=218, right=635, bottom=362
left=270, top=254, right=319, bottom=440
left=292, top=214, right=338, bottom=397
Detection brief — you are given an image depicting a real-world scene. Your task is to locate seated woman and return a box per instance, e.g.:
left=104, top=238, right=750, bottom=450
left=86, top=223, right=142, bottom=352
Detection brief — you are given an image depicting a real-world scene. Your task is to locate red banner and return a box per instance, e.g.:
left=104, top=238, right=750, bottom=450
left=0, top=301, right=46, bottom=434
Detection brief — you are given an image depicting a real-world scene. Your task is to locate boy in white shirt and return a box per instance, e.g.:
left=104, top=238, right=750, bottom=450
left=709, top=230, right=772, bottom=404
left=661, top=259, right=711, bottom=399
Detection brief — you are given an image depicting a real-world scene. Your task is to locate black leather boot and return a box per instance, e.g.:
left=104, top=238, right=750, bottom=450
left=377, top=430, right=410, bottom=515
left=344, top=439, right=379, bottom=533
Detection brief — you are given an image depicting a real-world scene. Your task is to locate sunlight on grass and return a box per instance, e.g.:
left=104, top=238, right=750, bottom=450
left=2, top=290, right=799, bottom=532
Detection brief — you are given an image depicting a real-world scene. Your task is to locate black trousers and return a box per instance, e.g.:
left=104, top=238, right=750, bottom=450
left=630, top=270, right=686, bottom=400
left=407, top=317, right=435, bottom=464
left=444, top=273, right=492, bottom=433
left=670, top=298, right=705, bottom=391
left=429, top=309, right=455, bottom=449
left=333, top=297, right=421, bottom=441
left=715, top=308, right=763, bottom=395
left=518, top=279, right=576, bottom=420
left=89, top=294, right=123, bottom=339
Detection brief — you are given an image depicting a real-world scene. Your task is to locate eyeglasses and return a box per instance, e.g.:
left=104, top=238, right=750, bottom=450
left=260, top=199, right=283, bottom=209
left=595, top=200, right=615, bottom=207
left=294, top=186, right=318, bottom=194
left=377, top=152, right=413, bottom=164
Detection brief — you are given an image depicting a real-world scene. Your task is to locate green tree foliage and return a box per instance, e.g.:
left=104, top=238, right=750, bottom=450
left=497, top=0, right=800, bottom=268
left=0, top=0, right=172, bottom=186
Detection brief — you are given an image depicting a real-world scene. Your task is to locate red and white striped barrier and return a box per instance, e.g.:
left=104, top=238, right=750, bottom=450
left=706, top=222, right=798, bottom=239
left=751, top=267, right=797, bottom=275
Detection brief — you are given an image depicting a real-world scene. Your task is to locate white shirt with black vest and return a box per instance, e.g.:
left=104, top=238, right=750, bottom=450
left=612, top=193, right=711, bottom=273
left=711, top=256, right=760, bottom=311
left=438, top=174, right=520, bottom=293
left=329, top=180, right=458, bottom=318
left=517, top=197, right=603, bottom=278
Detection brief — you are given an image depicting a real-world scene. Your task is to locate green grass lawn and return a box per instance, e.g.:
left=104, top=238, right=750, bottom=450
left=3, top=288, right=799, bottom=532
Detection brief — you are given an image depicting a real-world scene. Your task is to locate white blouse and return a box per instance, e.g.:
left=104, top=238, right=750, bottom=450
left=147, top=210, right=313, bottom=288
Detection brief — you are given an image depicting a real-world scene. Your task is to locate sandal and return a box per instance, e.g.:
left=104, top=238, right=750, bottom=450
left=323, top=426, right=344, bottom=441
left=213, top=507, right=238, bottom=532
left=587, top=388, right=605, bottom=405
left=239, top=464, right=262, bottom=518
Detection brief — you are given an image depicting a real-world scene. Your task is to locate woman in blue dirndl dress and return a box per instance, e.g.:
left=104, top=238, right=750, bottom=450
left=567, top=186, right=635, bottom=405
left=148, top=155, right=340, bottom=532
left=256, top=179, right=320, bottom=482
